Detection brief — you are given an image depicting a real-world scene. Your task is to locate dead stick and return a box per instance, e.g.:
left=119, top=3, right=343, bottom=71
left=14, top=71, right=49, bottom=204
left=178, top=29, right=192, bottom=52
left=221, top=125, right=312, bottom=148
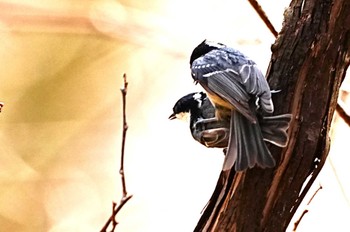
left=120, top=73, right=129, bottom=197
left=247, top=0, right=278, bottom=38
left=293, top=184, right=322, bottom=231
left=100, top=73, right=133, bottom=232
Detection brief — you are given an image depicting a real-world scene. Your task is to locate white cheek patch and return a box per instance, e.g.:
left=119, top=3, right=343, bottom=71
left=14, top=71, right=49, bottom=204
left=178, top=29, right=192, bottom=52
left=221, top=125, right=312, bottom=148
left=176, top=112, right=190, bottom=122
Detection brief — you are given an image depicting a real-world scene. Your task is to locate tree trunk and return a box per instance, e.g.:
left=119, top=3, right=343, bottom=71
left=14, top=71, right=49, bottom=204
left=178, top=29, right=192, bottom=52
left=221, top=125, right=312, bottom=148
left=195, top=0, right=350, bottom=231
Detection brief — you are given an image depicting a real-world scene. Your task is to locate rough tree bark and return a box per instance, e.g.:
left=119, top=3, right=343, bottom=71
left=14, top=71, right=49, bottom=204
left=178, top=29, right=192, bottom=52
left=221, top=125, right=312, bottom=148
left=195, top=0, right=350, bottom=231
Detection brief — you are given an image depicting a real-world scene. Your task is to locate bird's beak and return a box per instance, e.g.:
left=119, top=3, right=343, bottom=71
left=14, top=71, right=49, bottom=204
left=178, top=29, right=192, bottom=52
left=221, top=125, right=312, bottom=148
left=168, top=113, right=176, bottom=120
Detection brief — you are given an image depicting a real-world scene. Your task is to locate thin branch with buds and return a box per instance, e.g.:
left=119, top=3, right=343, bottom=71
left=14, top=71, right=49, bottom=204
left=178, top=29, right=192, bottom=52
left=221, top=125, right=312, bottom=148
left=101, top=73, right=133, bottom=232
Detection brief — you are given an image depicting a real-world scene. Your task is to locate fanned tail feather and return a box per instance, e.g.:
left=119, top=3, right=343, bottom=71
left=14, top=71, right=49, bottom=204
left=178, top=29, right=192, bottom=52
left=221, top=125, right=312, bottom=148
left=260, top=114, right=292, bottom=147
left=223, top=111, right=276, bottom=171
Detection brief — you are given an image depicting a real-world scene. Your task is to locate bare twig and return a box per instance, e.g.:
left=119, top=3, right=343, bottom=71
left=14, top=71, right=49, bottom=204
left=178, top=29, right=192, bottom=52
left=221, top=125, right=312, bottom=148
left=292, top=209, right=308, bottom=231
left=293, top=184, right=322, bottom=231
left=101, top=73, right=133, bottom=232
left=247, top=0, right=278, bottom=38
left=306, top=184, right=323, bottom=205
left=120, top=73, right=129, bottom=197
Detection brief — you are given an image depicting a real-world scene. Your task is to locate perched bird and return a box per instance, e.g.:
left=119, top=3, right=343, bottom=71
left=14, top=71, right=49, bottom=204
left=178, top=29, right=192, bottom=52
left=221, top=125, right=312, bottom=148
left=169, top=92, right=230, bottom=148
left=169, top=91, right=291, bottom=152
left=190, top=40, right=292, bottom=171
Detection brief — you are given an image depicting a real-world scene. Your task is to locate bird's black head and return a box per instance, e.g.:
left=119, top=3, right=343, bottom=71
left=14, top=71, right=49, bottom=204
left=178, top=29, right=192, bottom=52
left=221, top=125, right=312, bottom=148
left=189, top=40, right=223, bottom=65
left=169, top=92, right=207, bottom=120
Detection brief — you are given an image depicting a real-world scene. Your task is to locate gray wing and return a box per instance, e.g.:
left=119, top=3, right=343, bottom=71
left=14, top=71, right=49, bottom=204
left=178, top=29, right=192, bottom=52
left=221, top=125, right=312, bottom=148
left=203, top=68, right=256, bottom=122
left=239, top=63, right=274, bottom=113
left=192, top=117, right=230, bottom=148
left=191, top=50, right=274, bottom=121
left=201, top=128, right=230, bottom=148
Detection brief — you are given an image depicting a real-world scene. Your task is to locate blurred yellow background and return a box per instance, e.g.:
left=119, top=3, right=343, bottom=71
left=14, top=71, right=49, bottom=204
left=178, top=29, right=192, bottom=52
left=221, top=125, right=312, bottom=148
left=0, top=0, right=349, bottom=231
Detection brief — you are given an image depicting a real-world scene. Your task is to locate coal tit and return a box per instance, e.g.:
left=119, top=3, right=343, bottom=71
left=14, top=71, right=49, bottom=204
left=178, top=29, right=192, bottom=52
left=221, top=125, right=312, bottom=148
left=169, top=92, right=230, bottom=148
left=190, top=40, right=292, bottom=171
left=169, top=92, right=291, bottom=153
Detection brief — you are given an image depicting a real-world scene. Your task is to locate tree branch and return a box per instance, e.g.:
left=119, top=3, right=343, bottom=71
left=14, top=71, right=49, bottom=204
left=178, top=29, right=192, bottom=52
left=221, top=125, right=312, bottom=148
left=101, top=73, right=133, bottom=232
left=120, top=73, right=129, bottom=197
left=292, top=184, right=322, bottom=231
left=195, top=0, right=350, bottom=231
left=247, top=0, right=278, bottom=38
